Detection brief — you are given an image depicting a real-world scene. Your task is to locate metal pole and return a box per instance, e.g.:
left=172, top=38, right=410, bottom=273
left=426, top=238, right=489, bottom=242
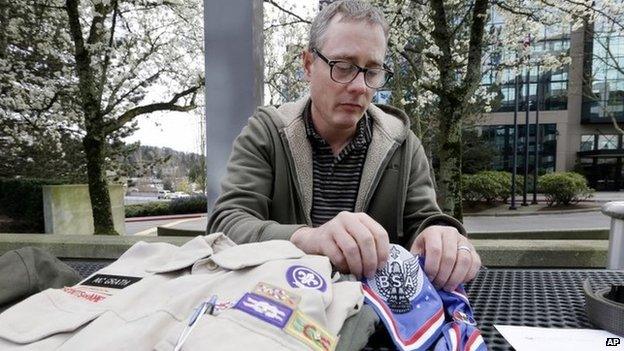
left=532, top=64, right=540, bottom=204
left=510, top=73, right=519, bottom=210
left=522, top=62, right=530, bottom=206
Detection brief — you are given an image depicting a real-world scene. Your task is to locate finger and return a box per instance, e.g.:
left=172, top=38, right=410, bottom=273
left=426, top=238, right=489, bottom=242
left=465, top=249, right=481, bottom=282
left=323, top=238, right=349, bottom=274
left=443, top=243, right=473, bottom=291
left=358, top=214, right=390, bottom=268
left=432, top=231, right=457, bottom=288
left=344, top=218, right=377, bottom=278
left=333, top=230, right=363, bottom=278
left=418, top=229, right=442, bottom=281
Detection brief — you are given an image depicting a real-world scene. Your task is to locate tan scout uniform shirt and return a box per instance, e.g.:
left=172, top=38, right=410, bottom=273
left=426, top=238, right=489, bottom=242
left=0, top=234, right=363, bottom=350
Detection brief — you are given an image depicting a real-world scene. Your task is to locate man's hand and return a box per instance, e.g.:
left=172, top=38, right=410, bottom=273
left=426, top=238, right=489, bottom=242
left=290, top=212, right=389, bottom=279
left=410, top=225, right=481, bottom=292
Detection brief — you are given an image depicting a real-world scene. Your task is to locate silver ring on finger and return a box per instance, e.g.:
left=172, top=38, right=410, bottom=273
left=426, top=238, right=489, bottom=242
left=457, top=245, right=472, bottom=254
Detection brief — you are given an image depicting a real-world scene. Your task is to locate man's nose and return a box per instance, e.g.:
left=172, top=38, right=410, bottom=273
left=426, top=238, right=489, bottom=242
left=347, top=71, right=368, bottom=94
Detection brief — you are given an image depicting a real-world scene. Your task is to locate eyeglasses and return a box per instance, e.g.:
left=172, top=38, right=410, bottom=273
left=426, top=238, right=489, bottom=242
left=311, top=48, right=393, bottom=89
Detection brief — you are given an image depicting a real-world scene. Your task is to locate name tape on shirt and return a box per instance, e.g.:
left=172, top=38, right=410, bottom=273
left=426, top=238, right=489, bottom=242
left=81, top=274, right=142, bottom=289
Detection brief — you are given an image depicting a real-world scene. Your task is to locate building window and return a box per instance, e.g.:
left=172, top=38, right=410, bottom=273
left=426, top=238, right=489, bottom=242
left=598, top=134, right=619, bottom=150
left=580, top=135, right=595, bottom=151
left=483, top=22, right=570, bottom=113
left=479, top=123, right=557, bottom=173
left=583, top=28, right=624, bottom=122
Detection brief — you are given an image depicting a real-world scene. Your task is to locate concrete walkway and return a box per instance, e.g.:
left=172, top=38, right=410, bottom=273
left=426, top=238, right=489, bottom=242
left=124, top=192, right=624, bottom=235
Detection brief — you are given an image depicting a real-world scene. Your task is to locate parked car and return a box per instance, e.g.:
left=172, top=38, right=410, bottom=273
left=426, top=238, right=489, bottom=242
left=157, top=190, right=171, bottom=199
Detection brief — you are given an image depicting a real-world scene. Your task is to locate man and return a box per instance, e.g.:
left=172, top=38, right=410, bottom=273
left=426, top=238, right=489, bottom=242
left=208, top=0, right=480, bottom=293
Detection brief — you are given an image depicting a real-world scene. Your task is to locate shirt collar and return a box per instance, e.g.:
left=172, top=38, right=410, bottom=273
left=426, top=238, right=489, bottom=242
left=303, top=100, right=372, bottom=149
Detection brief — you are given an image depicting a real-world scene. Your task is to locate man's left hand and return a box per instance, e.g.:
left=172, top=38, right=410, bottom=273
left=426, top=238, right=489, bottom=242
left=410, top=225, right=481, bottom=292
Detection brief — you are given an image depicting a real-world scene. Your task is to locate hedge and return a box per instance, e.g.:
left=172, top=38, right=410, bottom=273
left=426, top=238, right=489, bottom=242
left=0, top=178, right=64, bottom=233
left=125, top=195, right=207, bottom=217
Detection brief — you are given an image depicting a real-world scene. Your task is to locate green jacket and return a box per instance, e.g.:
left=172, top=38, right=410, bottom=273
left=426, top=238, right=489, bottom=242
left=208, top=96, right=465, bottom=248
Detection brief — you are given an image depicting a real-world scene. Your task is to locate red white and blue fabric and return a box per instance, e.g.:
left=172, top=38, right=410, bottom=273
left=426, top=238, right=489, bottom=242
left=362, top=244, right=487, bottom=351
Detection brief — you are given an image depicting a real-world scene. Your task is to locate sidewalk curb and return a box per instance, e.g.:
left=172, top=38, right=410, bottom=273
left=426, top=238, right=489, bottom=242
left=465, top=206, right=601, bottom=217
left=125, top=213, right=206, bottom=223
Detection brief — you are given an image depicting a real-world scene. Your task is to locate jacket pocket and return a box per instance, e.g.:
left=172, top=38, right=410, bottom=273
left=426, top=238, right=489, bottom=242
left=210, top=240, right=305, bottom=270
left=0, top=289, right=105, bottom=344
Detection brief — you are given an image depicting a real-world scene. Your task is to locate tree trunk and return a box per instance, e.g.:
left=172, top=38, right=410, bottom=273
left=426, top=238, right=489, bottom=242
left=436, top=101, right=463, bottom=221
left=83, top=132, right=117, bottom=235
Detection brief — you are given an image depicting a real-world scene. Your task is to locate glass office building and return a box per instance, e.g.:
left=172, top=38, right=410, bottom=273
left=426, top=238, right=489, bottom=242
left=479, top=18, right=624, bottom=190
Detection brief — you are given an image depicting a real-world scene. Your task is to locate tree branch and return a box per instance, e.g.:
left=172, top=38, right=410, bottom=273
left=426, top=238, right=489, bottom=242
left=106, top=84, right=203, bottom=134
left=264, top=0, right=310, bottom=24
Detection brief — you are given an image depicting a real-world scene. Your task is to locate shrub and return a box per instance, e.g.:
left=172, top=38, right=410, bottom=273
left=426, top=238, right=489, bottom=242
left=462, top=171, right=512, bottom=204
left=125, top=202, right=170, bottom=218
left=538, top=172, right=593, bottom=206
left=0, top=178, right=63, bottom=233
left=169, top=195, right=207, bottom=214
left=125, top=195, right=207, bottom=217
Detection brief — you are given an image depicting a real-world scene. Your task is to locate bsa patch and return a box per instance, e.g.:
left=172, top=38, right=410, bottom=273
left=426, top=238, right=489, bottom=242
left=234, top=293, right=293, bottom=328
left=367, top=246, right=424, bottom=314
left=253, top=282, right=301, bottom=309
left=286, top=265, right=327, bottom=292
left=284, top=309, right=337, bottom=351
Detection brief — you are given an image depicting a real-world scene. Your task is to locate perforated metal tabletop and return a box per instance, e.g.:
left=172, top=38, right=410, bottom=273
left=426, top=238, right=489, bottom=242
left=466, top=269, right=624, bottom=350
left=62, top=260, right=624, bottom=350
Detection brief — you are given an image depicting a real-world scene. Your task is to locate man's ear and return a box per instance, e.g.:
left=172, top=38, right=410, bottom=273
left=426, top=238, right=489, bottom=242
left=302, top=50, right=313, bottom=82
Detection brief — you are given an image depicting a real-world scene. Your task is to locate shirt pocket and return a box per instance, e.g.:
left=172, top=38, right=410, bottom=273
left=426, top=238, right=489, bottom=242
left=0, top=288, right=106, bottom=344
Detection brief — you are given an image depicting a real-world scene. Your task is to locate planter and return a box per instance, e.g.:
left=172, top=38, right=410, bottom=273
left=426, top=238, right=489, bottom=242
left=42, top=184, right=126, bottom=235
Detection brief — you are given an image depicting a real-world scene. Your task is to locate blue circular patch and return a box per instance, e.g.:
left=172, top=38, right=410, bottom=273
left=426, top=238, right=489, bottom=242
left=286, top=265, right=327, bottom=292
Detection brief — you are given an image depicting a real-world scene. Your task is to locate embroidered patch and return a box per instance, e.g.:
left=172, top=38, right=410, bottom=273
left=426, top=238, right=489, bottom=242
left=452, top=309, right=477, bottom=326
left=284, top=309, right=336, bottom=351
left=253, top=282, right=301, bottom=309
left=367, top=246, right=423, bottom=313
left=214, top=300, right=234, bottom=313
left=234, top=293, right=293, bottom=328
left=286, top=265, right=327, bottom=292
left=81, top=274, right=141, bottom=289
left=62, top=287, right=107, bottom=303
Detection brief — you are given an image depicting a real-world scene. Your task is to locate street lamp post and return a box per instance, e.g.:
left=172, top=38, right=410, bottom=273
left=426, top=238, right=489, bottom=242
left=522, top=63, right=531, bottom=206
left=510, top=73, right=520, bottom=210
left=532, top=64, right=541, bottom=204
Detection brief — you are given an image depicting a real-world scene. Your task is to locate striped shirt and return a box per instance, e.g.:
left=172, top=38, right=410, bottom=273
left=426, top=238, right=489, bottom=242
left=303, top=102, right=372, bottom=227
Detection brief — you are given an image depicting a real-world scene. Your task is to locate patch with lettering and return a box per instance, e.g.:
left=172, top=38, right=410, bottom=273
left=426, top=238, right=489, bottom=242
left=234, top=293, right=293, bottom=328
left=286, top=265, right=327, bottom=292
left=284, top=309, right=336, bottom=351
left=81, top=274, right=141, bottom=289
left=367, top=246, right=424, bottom=313
left=62, top=287, right=107, bottom=303
left=253, top=282, right=300, bottom=309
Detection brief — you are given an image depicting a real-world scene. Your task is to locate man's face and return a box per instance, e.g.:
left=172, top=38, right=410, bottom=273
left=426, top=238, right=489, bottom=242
left=303, top=17, right=386, bottom=133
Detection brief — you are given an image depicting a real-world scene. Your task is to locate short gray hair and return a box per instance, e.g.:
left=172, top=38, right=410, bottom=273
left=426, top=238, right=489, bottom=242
left=308, top=0, right=389, bottom=51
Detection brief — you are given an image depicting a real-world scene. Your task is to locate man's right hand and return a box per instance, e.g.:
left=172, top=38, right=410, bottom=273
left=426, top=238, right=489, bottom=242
left=290, top=211, right=389, bottom=279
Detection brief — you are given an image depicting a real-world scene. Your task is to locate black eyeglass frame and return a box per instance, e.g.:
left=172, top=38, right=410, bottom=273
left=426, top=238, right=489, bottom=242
left=311, top=48, right=394, bottom=89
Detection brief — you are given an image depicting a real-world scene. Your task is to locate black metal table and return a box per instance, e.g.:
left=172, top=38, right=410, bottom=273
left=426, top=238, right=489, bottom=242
left=466, top=269, right=624, bottom=350
left=62, top=260, right=624, bottom=351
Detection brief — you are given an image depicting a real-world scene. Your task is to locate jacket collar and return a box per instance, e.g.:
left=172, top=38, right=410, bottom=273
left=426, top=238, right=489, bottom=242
left=264, top=94, right=409, bottom=223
